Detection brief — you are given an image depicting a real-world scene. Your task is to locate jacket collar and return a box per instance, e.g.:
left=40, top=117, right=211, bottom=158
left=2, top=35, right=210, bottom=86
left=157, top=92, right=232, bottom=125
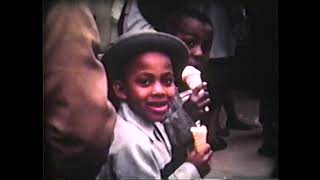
left=118, top=102, right=156, bottom=142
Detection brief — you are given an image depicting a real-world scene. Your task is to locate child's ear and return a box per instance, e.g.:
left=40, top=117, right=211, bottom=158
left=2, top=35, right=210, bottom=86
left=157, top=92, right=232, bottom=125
left=113, top=81, right=127, bottom=100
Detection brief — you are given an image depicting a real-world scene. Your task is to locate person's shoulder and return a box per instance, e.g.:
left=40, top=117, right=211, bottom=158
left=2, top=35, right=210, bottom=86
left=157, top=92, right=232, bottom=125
left=112, top=115, right=151, bottom=150
left=114, top=114, right=144, bottom=135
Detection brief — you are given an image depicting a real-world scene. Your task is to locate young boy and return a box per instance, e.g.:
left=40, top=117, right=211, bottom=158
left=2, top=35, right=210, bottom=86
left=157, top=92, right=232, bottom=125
left=162, top=9, right=213, bottom=73
left=97, top=31, right=213, bottom=179
left=165, top=8, right=253, bottom=137
left=161, top=9, right=228, bottom=151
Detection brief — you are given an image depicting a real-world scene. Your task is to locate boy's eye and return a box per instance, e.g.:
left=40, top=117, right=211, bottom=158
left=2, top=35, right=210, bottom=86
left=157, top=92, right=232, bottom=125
left=162, top=77, right=174, bottom=87
left=137, top=79, right=151, bottom=87
left=186, top=41, right=196, bottom=48
left=179, top=33, right=196, bottom=48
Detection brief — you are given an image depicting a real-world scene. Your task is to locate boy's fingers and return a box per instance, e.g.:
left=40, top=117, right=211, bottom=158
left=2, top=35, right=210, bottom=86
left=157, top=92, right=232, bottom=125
left=203, top=150, right=213, bottom=161
left=192, top=82, right=208, bottom=95
left=198, top=98, right=211, bottom=109
left=196, top=91, right=209, bottom=101
left=200, top=143, right=211, bottom=154
left=194, top=82, right=208, bottom=93
left=202, top=82, right=208, bottom=90
left=192, top=84, right=204, bottom=95
left=190, top=91, right=209, bottom=106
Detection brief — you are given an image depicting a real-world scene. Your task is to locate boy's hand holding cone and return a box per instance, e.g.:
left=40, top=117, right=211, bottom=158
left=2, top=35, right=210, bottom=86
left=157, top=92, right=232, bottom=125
left=188, top=121, right=213, bottom=177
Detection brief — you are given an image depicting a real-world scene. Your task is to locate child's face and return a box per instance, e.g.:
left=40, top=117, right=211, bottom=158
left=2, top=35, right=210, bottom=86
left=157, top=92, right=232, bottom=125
left=118, top=51, right=176, bottom=122
left=175, top=16, right=213, bottom=70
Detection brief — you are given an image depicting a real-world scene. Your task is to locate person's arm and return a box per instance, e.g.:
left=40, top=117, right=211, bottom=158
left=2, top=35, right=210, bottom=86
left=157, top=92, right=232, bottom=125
left=165, top=84, right=211, bottom=149
left=44, top=2, right=116, bottom=180
left=122, top=0, right=154, bottom=33
left=163, top=94, right=212, bottom=179
left=182, top=83, right=211, bottom=120
left=164, top=94, right=195, bottom=149
left=160, top=95, right=196, bottom=179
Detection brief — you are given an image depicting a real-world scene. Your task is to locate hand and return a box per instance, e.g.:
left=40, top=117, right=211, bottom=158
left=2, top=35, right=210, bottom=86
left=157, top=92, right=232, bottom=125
left=182, top=82, right=211, bottom=120
left=186, top=143, right=213, bottom=177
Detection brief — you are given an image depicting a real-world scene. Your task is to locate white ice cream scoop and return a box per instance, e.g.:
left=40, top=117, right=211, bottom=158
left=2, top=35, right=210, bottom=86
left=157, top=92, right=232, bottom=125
left=181, top=66, right=209, bottom=112
left=182, top=66, right=202, bottom=90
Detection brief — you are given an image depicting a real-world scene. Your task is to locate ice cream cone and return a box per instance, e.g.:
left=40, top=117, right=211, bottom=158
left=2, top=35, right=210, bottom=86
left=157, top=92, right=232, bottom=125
left=182, top=66, right=209, bottom=111
left=190, top=121, right=207, bottom=153
left=182, top=66, right=202, bottom=90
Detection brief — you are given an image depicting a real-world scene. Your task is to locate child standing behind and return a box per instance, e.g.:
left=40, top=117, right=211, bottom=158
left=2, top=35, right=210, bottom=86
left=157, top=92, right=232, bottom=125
left=97, top=31, right=213, bottom=179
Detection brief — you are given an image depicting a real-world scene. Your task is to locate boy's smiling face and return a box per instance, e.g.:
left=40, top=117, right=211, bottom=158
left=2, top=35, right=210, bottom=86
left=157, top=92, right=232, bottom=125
left=115, top=51, right=176, bottom=122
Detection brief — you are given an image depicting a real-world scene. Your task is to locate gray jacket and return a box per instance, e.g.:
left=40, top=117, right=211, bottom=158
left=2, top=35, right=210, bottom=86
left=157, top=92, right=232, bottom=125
left=97, top=102, right=200, bottom=179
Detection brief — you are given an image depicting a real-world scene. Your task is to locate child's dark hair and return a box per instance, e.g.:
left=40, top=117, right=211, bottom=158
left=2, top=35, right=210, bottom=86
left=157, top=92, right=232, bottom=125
left=160, top=9, right=214, bottom=34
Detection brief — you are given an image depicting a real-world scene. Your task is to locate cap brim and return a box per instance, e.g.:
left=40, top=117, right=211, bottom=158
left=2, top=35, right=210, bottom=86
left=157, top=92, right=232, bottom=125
left=101, top=31, right=189, bottom=81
